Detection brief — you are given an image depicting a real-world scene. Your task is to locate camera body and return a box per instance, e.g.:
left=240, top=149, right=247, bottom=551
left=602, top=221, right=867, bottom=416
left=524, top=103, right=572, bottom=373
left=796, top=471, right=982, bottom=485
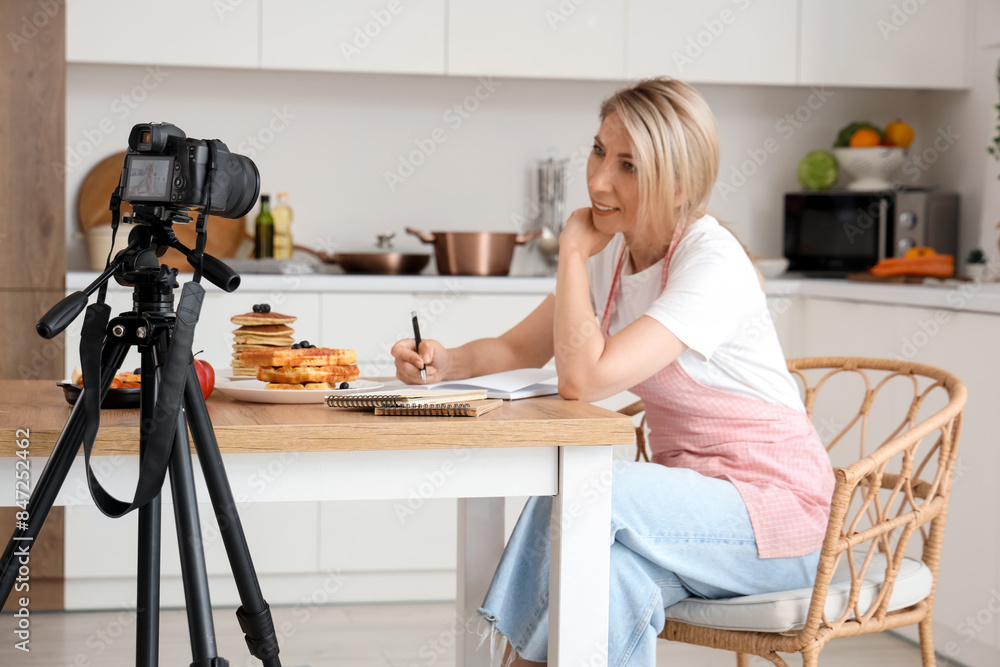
left=119, top=123, right=259, bottom=220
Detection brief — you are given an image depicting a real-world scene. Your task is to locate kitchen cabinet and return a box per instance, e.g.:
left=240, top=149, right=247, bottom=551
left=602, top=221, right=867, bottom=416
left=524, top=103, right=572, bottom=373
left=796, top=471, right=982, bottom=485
left=786, top=296, right=1000, bottom=665
left=63, top=1, right=972, bottom=90
left=447, top=0, right=625, bottom=80
left=626, top=0, right=798, bottom=85
left=799, top=0, right=969, bottom=89
left=64, top=502, right=320, bottom=609
left=60, top=276, right=554, bottom=609
left=66, top=0, right=260, bottom=69
left=260, top=0, right=446, bottom=75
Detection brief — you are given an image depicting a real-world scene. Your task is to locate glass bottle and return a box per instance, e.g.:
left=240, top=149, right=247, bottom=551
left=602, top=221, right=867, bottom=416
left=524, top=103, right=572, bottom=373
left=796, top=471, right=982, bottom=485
left=254, top=194, right=274, bottom=259
left=271, top=192, right=294, bottom=259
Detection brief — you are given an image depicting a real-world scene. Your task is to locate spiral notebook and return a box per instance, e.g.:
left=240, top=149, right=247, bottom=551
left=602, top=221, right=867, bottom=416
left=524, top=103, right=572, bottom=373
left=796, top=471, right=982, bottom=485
left=374, top=399, right=503, bottom=417
left=324, top=389, right=488, bottom=409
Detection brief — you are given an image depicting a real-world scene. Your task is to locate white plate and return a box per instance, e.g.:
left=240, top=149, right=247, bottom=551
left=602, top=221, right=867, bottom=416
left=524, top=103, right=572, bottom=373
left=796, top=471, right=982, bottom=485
left=220, top=367, right=258, bottom=381
left=214, top=379, right=383, bottom=404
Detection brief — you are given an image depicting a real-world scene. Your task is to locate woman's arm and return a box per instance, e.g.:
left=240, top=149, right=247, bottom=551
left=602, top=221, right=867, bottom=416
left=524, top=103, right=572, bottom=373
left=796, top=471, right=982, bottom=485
left=555, top=211, right=687, bottom=402
left=392, top=295, right=555, bottom=384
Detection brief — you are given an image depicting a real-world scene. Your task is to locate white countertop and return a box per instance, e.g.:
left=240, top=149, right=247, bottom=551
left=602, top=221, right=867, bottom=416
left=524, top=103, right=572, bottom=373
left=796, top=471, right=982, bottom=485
left=65, top=271, right=1000, bottom=315
left=766, top=276, right=1000, bottom=315
left=66, top=271, right=558, bottom=295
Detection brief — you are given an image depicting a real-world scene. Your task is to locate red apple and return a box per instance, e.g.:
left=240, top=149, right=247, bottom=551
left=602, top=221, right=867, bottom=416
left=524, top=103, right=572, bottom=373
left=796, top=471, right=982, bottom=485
left=193, top=353, right=215, bottom=400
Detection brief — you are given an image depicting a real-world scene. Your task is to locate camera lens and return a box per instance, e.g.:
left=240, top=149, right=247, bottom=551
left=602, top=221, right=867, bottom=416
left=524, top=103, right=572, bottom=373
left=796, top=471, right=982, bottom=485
left=212, top=152, right=260, bottom=219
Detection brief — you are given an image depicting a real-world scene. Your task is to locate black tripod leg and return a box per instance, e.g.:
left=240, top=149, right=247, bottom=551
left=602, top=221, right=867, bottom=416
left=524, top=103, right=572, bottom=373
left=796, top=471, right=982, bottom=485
left=0, top=340, right=129, bottom=607
left=136, top=349, right=163, bottom=667
left=169, top=407, right=228, bottom=667
left=183, top=367, right=281, bottom=667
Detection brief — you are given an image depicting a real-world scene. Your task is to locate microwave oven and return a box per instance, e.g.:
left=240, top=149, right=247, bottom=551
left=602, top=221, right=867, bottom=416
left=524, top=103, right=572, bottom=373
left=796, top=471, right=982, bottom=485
left=783, top=189, right=959, bottom=275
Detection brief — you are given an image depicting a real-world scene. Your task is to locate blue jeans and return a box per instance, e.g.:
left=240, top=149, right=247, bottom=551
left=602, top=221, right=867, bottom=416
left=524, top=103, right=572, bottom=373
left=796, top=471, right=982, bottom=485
left=478, top=461, right=821, bottom=666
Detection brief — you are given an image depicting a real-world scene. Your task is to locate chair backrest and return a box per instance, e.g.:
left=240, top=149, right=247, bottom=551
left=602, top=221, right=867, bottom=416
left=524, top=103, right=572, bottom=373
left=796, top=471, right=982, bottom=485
left=786, top=357, right=966, bottom=640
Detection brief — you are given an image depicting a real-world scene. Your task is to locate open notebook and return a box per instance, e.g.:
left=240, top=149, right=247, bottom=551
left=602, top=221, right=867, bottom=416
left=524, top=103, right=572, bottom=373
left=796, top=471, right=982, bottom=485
left=390, top=368, right=559, bottom=400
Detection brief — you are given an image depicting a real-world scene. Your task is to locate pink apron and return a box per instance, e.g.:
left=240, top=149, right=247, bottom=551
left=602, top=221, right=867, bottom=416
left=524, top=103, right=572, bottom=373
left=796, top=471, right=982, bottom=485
left=600, top=221, right=834, bottom=559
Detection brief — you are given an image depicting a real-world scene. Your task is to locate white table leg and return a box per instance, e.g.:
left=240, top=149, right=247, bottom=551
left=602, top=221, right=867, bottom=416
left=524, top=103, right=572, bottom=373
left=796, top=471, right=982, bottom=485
left=457, top=497, right=506, bottom=667
left=548, top=445, right=613, bottom=667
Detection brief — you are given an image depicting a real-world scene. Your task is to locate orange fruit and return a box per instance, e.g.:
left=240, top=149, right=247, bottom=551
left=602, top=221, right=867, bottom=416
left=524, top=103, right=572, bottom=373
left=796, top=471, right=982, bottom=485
left=849, top=128, right=881, bottom=147
left=904, top=246, right=936, bottom=258
left=885, top=119, right=914, bottom=148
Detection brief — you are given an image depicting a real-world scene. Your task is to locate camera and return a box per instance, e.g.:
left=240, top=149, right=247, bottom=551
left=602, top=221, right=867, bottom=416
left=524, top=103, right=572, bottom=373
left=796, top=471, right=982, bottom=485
left=119, top=122, right=259, bottom=219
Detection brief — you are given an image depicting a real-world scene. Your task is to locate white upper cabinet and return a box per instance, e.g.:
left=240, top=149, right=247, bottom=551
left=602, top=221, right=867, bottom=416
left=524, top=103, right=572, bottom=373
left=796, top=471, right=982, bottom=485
left=799, top=0, right=969, bottom=89
left=66, top=0, right=260, bottom=69
left=448, top=0, right=625, bottom=80
left=260, top=0, right=446, bottom=75
left=626, top=0, right=798, bottom=85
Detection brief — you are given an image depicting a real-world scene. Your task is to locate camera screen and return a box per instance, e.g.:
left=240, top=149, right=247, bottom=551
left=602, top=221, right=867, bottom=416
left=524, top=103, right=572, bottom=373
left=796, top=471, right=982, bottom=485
left=124, top=156, right=172, bottom=200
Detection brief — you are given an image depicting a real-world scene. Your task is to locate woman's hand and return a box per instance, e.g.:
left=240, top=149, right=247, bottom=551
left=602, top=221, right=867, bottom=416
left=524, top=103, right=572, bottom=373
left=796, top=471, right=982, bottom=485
left=391, top=338, right=451, bottom=384
left=559, top=207, right=614, bottom=260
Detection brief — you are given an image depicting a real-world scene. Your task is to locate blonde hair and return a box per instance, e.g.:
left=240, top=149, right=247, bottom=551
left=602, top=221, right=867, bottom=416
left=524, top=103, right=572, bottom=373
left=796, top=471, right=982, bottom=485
left=599, top=78, right=719, bottom=237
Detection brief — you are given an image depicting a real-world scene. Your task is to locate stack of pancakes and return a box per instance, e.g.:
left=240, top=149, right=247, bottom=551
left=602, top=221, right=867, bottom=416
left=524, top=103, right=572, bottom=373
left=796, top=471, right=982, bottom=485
left=230, top=309, right=298, bottom=376
left=239, top=347, right=360, bottom=389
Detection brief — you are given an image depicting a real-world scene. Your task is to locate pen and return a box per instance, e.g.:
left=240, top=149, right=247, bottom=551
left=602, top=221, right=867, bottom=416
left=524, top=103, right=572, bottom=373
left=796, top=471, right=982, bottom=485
left=411, top=310, right=427, bottom=383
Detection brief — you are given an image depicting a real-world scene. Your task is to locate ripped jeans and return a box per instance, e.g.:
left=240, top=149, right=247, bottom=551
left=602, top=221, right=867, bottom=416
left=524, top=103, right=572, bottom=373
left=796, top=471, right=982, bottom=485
left=478, top=462, right=821, bottom=666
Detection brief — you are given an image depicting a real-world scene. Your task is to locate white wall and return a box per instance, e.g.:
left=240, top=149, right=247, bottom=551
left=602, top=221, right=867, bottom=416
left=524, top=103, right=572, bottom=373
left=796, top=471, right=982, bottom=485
left=65, top=63, right=971, bottom=272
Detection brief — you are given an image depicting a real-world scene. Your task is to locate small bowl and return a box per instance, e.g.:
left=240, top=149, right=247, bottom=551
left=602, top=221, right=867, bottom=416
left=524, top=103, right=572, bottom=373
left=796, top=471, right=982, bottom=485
left=57, top=382, right=140, bottom=409
left=756, top=258, right=789, bottom=279
left=833, top=147, right=906, bottom=191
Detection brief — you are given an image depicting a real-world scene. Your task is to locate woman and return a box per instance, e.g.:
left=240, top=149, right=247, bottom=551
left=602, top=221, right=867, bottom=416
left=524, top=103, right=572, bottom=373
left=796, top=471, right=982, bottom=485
left=391, top=78, right=834, bottom=667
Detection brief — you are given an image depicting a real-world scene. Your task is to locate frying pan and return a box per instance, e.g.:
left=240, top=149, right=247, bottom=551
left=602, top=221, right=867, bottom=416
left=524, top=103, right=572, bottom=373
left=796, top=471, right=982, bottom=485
left=78, top=151, right=248, bottom=270
left=294, top=233, right=430, bottom=275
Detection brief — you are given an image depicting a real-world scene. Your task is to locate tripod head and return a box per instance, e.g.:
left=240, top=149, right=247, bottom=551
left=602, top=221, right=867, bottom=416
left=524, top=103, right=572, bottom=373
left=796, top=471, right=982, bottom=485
left=36, top=204, right=241, bottom=340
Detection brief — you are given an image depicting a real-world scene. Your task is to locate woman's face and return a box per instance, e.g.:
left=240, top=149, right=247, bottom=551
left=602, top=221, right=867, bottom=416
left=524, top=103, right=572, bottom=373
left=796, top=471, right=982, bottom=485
left=587, top=112, right=640, bottom=234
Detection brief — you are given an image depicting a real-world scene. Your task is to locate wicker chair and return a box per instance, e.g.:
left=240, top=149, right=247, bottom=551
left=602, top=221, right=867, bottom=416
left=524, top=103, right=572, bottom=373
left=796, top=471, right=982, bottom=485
left=618, top=357, right=967, bottom=666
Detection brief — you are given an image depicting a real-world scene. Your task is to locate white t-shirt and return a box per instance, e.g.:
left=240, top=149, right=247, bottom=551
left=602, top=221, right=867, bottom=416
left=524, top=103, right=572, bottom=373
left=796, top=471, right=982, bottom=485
left=587, top=214, right=805, bottom=412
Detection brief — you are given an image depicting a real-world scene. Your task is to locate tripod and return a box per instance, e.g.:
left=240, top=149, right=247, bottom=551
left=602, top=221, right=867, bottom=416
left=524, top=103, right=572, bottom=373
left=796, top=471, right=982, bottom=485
left=0, top=221, right=282, bottom=666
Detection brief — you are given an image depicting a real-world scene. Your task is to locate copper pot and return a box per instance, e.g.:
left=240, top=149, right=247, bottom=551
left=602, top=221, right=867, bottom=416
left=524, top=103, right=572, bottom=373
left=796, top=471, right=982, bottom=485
left=294, top=233, right=430, bottom=275
left=406, top=227, right=540, bottom=276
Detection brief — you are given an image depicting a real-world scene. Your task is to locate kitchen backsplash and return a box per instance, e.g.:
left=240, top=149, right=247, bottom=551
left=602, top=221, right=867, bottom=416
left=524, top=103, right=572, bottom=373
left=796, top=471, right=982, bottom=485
left=65, top=63, right=959, bottom=272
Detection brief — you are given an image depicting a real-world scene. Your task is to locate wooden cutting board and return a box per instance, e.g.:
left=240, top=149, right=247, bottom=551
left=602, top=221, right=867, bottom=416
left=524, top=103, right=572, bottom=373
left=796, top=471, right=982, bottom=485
left=77, top=151, right=249, bottom=271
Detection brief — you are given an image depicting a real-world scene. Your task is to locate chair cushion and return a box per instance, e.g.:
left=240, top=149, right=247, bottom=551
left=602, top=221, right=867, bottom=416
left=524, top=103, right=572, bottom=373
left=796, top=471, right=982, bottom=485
left=664, top=552, right=933, bottom=633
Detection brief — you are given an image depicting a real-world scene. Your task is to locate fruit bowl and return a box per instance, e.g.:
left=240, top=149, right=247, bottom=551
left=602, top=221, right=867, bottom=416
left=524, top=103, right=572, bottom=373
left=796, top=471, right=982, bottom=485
left=833, top=147, right=906, bottom=191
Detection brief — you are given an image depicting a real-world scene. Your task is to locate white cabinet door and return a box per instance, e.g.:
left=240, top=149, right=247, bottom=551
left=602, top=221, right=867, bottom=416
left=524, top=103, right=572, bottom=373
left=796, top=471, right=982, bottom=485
left=62, top=287, right=322, bottom=381
left=322, top=291, right=545, bottom=377
left=260, top=0, right=446, bottom=75
left=799, top=0, right=969, bottom=89
left=66, top=0, right=260, bottom=69
left=197, top=289, right=323, bottom=375
left=448, top=0, right=625, bottom=80
left=626, top=0, right=798, bottom=85
left=889, top=306, right=1000, bottom=657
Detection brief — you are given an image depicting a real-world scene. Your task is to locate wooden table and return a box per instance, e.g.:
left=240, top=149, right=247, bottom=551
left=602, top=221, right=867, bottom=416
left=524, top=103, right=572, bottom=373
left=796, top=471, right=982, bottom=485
left=0, top=381, right=634, bottom=667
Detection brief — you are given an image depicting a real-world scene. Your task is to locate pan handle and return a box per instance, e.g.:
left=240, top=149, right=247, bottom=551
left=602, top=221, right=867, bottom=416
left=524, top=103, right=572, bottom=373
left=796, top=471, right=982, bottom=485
left=514, top=230, right=543, bottom=245
left=405, top=227, right=436, bottom=244
left=293, top=244, right=337, bottom=264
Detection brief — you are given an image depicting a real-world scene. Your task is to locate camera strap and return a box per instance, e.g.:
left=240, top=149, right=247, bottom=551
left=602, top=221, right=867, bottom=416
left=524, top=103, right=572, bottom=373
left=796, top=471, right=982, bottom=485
left=79, top=284, right=205, bottom=518
left=191, top=144, right=217, bottom=284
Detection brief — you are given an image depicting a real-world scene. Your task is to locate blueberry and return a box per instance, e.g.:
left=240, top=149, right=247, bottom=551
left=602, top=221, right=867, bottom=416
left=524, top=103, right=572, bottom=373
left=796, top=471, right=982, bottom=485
left=252, top=304, right=261, bottom=313
left=299, top=340, right=310, bottom=348
left=261, top=304, right=271, bottom=313
left=133, top=368, right=141, bottom=375
left=291, top=343, right=300, bottom=349
left=339, top=382, right=349, bottom=389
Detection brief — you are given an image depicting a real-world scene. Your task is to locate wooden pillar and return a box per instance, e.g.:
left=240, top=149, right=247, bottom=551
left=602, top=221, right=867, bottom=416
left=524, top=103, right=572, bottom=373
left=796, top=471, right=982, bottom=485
left=0, top=0, right=67, bottom=382
left=0, top=0, right=67, bottom=611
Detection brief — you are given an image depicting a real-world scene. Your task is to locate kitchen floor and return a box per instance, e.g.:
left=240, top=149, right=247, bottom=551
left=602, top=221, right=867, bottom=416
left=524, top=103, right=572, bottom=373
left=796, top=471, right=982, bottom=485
left=0, top=602, right=954, bottom=666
